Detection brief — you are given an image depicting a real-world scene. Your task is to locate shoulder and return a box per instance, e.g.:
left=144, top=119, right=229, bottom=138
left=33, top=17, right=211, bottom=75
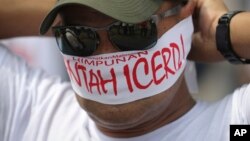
left=231, top=84, right=250, bottom=105
left=233, top=84, right=250, bottom=96
left=231, top=84, right=250, bottom=124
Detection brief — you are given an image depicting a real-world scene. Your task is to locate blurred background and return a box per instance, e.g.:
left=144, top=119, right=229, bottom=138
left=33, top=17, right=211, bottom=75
left=193, top=0, right=250, bottom=101
left=0, top=0, right=249, bottom=102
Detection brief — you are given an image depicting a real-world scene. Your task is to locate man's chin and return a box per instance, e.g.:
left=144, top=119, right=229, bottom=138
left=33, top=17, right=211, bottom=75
left=74, top=93, right=156, bottom=130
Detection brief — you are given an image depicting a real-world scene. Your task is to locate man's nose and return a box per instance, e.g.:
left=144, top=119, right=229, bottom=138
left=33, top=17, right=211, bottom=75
left=92, top=31, right=120, bottom=55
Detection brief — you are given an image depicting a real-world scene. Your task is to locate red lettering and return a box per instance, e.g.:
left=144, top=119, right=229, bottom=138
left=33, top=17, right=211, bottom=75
left=151, top=51, right=165, bottom=85
left=123, top=65, right=134, bottom=93
left=66, top=60, right=82, bottom=86
left=89, top=70, right=101, bottom=95
left=137, top=51, right=148, bottom=57
left=96, top=61, right=103, bottom=66
left=104, top=60, right=114, bottom=66
left=132, top=58, right=153, bottom=89
left=65, top=34, right=187, bottom=97
left=161, top=48, right=175, bottom=79
left=127, top=54, right=137, bottom=61
left=116, top=57, right=126, bottom=64
left=170, top=43, right=182, bottom=70
left=72, top=57, right=78, bottom=61
left=97, top=69, right=117, bottom=96
left=85, top=59, right=95, bottom=66
left=77, top=64, right=89, bottom=92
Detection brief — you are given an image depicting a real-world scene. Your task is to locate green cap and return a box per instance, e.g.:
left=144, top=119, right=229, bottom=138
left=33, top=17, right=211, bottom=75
left=40, top=0, right=163, bottom=34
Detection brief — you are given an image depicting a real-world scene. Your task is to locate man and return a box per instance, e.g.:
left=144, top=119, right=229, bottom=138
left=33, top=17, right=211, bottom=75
left=0, top=0, right=250, bottom=141
left=41, top=0, right=197, bottom=138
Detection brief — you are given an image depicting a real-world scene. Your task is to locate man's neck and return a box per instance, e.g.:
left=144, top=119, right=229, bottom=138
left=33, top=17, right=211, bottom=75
left=96, top=81, right=196, bottom=138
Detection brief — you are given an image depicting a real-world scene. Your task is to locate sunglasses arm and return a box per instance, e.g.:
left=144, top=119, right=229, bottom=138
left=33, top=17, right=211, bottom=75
left=151, top=4, right=182, bottom=24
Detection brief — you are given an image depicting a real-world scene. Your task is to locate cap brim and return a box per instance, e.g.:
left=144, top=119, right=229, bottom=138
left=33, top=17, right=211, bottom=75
left=40, top=0, right=162, bottom=34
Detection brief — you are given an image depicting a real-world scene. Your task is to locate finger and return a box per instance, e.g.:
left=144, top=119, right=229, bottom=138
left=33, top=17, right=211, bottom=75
left=179, top=0, right=197, bottom=19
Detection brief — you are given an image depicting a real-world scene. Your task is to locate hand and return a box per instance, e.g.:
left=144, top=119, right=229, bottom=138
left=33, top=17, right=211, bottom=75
left=189, top=0, right=228, bottom=62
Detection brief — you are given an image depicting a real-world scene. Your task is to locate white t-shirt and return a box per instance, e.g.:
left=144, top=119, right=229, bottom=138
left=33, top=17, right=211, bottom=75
left=0, top=45, right=250, bottom=141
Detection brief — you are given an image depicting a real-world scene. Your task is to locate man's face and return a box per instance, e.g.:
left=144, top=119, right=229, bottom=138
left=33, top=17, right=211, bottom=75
left=58, top=1, right=189, bottom=132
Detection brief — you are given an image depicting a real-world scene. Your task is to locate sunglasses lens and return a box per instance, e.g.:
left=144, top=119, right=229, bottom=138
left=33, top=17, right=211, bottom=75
left=108, top=21, right=157, bottom=51
left=54, top=28, right=99, bottom=57
left=53, top=20, right=157, bottom=56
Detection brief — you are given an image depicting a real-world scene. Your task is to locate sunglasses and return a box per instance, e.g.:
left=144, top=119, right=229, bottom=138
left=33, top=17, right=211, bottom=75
left=52, top=4, right=183, bottom=57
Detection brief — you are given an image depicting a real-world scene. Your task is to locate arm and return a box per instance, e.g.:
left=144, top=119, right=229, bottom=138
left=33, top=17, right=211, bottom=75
left=0, top=0, right=55, bottom=38
left=190, top=0, right=250, bottom=63
left=230, top=12, right=250, bottom=60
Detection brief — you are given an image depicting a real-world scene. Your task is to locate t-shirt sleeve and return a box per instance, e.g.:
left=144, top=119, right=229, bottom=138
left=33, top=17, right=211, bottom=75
left=0, top=45, right=74, bottom=140
left=0, top=45, right=32, bottom=140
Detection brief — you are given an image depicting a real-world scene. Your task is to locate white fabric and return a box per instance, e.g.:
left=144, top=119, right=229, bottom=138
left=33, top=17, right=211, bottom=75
left=0, top=37, right=68, bottom=81
left=1, top=45, right=250, bottom=141
left=0, top=45, right=90, bottom=141
left=64, top=16, right=193, bottom=104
